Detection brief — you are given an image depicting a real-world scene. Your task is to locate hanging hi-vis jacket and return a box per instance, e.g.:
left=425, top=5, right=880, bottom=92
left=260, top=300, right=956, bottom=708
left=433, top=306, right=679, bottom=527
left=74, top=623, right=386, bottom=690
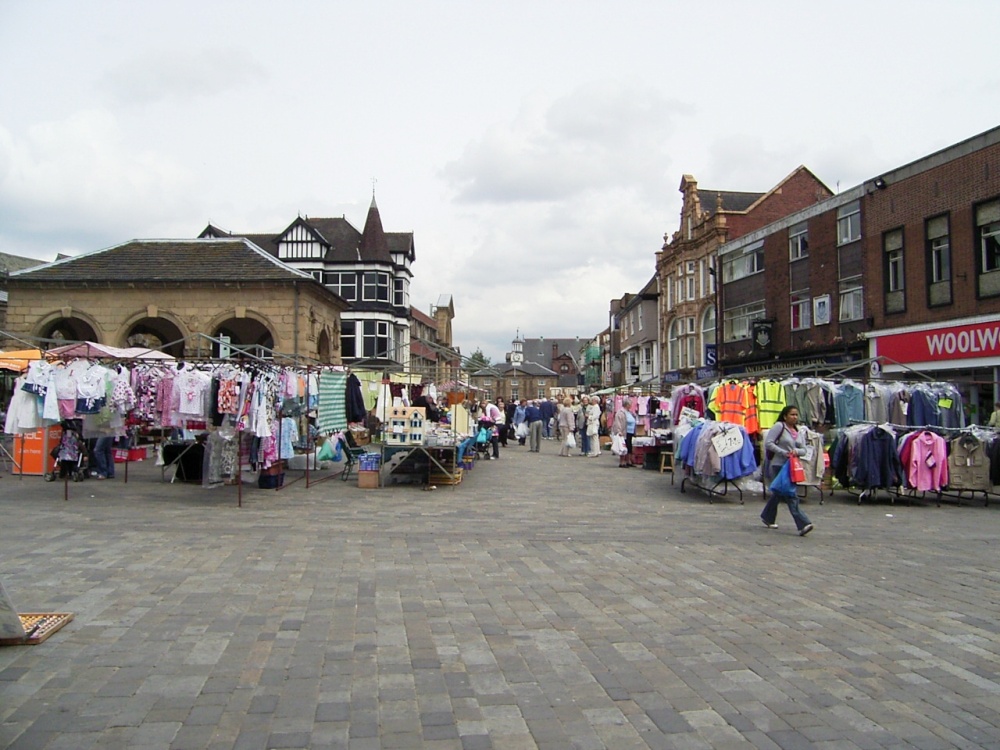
left=710, top=381, right=749, bottom=428
left=755, top=379, right=786, bottom=431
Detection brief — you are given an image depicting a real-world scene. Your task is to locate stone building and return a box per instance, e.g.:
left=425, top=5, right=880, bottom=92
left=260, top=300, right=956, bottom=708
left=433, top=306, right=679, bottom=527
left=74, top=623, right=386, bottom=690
left=3, top=238, right=348, bottom=361
left=656, top=168, right=832, bottom=383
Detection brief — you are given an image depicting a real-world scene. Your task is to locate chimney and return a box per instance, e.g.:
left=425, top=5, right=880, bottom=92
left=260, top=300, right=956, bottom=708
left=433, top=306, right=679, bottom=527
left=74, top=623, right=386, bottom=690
left=552, top=343, right=558, bottom=362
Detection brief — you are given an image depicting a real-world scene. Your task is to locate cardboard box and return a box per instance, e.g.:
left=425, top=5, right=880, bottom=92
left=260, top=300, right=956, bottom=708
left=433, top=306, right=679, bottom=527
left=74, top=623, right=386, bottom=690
left=358, top=470, right=380, bottom=489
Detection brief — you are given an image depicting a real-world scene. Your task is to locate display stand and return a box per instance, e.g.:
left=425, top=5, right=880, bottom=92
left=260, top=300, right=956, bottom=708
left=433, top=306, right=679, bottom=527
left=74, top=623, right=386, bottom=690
left=680, top=473, right=744, bottom=504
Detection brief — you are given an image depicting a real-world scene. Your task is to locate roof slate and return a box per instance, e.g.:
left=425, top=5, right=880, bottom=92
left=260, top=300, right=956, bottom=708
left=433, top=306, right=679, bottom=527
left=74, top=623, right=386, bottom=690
left=9, top=239, right=317, bottom=283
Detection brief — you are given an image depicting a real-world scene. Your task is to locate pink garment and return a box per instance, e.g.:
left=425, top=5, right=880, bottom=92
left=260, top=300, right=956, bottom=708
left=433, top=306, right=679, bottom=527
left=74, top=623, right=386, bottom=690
left=907, top=431, right=949, bottom=492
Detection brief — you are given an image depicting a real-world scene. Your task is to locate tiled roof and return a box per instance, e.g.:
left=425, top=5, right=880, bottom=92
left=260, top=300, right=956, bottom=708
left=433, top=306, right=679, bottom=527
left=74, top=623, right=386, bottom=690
left=9, top=239, right=318, bottom=283
left=479, top=361, right=558, bottom=377
left=697, top=189, right=765, bottom=214
left=0, top=252, right=47, bottom=275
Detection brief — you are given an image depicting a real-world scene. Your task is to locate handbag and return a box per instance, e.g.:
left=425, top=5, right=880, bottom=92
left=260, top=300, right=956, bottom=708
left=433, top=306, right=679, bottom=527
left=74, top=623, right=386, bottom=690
left=788, top=453, right=806, bottom=483
left=769, top=460, right=796, bottom=496
left=566, top=433, right=577, bottom=449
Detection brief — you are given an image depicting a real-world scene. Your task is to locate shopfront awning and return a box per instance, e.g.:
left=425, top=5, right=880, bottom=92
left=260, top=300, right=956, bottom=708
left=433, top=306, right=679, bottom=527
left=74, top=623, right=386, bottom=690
left=0, top=348, right=42, bottom=372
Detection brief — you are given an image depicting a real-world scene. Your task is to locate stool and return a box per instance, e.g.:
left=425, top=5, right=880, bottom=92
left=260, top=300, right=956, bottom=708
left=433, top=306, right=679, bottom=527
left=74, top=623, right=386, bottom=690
left=659, top=450, right=673, bottom=474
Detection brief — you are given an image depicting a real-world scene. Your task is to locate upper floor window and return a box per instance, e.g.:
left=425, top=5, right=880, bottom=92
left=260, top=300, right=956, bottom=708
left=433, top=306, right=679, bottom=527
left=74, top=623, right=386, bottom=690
left=665, top=273, right=675, bottom=310
left=837, top=201, right=861, bottom=245
left=723, top=301, right=765, bottom=342
left=884, top=229, right=905, bottom=314
left=976, top=200, right=1000, bottom=297
left=393, top=278, right=407, bottom=307
left=721, top=241, right=764, bottom=283
left=789, top=221, right=809, bottom=261
left=638, top=305, right=643, bottom=331
left=790, top=290, right=811, bottom=331
left=926, top=214, right=951, bottom=306
left=324, top=271, right=357, bottom=301
left=362, top=272, right=390, bottom=302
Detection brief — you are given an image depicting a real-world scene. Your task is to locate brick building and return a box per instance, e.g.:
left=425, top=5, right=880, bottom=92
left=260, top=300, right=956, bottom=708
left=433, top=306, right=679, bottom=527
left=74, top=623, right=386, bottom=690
left=4, top=239, right=347, bottom=362
left=656, top=168, right=831, bottom=385
left=716, top=125, right=1000, bottom=421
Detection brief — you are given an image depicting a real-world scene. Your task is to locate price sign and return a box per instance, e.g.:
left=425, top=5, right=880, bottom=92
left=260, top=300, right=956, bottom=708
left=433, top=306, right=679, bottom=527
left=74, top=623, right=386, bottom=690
left=711, top=428, right=744, bottom=458
left=679, top=407, right=700, bottom=423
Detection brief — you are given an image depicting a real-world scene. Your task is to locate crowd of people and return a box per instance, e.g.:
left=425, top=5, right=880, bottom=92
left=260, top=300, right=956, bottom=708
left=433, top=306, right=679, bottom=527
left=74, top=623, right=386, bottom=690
left=471, top=394, right=636, bottom=461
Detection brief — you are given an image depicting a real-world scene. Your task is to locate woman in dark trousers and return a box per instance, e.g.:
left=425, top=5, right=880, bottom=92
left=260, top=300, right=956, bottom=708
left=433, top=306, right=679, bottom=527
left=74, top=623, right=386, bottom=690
left=760, top=405, right=814, bottom=535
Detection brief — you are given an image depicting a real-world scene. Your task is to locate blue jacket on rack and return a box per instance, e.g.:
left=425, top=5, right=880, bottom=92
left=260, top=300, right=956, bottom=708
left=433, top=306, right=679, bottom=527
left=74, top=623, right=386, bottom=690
left=855, top=426, right=903, bottom=489
left=719, top=427, right=758, bottom=480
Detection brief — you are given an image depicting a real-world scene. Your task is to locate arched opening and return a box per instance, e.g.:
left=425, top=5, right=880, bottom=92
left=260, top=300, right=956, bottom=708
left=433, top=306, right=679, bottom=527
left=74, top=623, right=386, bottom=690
left=124, top=317, right=186, bottom=358
left=317, top=328, right=331, bottom=362
left=39, top=316, right=98, bottom=344
left=213, top=317, right=275, bottom=359
left=700, top=306, right=716, bottom=366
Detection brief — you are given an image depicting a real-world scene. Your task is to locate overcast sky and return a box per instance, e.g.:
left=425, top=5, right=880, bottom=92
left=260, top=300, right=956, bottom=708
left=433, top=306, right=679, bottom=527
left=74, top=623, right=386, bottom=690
left=2, top=1, right=999, bottom=363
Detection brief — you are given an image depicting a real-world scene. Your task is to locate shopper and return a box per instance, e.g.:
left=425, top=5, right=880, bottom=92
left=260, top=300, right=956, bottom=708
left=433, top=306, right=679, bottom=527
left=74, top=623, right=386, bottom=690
left=557, top=397, right=576, bottom=457
left=525, top=400, right=544, bottom=452
left=761, top=405, right=814, bottom=535
left=611, top=398, right=635, bottom=468
left=586, top=396, right=602, bottom=457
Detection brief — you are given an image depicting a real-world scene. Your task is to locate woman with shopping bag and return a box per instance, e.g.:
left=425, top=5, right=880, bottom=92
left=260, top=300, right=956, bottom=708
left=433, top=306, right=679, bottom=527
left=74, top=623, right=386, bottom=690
left=761, top=405, right=814, bottom=536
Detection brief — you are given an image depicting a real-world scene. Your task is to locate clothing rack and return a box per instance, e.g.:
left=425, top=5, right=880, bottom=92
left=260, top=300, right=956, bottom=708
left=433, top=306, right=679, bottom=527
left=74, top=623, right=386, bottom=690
left=680, top=473, right=744, bottom=504
left=836, top=420, right=1000, bottom=507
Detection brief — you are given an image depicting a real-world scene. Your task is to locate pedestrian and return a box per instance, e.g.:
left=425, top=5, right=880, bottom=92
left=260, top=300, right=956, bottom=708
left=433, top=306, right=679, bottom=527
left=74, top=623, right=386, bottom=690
left=558, top=397, right=576, bottom=457
left=612, top=398, right=635, bottom=468
left=495, top=397, right=508, bottom=447
left=586, top=396, right=602, bottom=457
left=760, top=405, right=814, bottom=536
left=479, top=399, right=502, bottom=459
left=988, top=401, right=1000, bottom=428
left=540, top=397, right=556, bottom=440
left=526, top=400, right=544, bottom=452
left=90, top=435, right=116, bottom=479
left=512, top=399, right=528, bottom=446
left=576, top=396, right=590, bottom=456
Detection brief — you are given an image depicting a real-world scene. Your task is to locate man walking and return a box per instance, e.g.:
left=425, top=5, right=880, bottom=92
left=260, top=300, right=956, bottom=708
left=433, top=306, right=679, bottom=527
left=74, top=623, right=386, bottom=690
left=525, top=400, right=544, bottom=452
left=540, top=397, right=556, bottom=439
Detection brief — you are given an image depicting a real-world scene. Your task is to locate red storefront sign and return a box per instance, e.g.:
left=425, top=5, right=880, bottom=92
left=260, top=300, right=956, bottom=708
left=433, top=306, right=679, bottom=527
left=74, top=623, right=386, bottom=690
left=875, top=320, right=1000, bottom=364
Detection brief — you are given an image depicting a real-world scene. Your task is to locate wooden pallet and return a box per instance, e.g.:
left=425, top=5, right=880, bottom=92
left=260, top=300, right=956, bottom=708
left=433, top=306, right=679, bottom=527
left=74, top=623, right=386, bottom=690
left=0, top=613, right=74, bottom=646
left=429, top=468, right=463, bottom=486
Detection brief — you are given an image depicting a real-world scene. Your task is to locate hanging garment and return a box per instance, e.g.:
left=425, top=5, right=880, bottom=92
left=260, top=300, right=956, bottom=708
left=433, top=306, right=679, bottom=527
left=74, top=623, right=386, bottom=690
left=948, top=433, right=991, bottom=492
left=905, top=430, right=949, bottom=492
left=316, top=371, right=348, bottom=434
left=755, top=379, right=786, bottom=432
left=855, top=426, right=904, bottom=489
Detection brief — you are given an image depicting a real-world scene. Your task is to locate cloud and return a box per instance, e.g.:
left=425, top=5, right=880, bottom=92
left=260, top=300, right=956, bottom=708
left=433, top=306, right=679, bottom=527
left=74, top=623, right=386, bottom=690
left=442, top=82, right=689, bottom=204
left=98, top=47, right=266, bottom=106
left=0, top=109, right=196, bottom=256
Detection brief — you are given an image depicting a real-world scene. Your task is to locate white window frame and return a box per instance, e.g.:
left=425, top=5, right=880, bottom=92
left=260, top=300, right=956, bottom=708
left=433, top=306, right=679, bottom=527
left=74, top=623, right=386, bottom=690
left=721, top=241, right=764, bottom=283
left=885, top=229, right=905, bottom=293
left=325, top=271, right=357, bottom=301
left=982, top=221, right=1000, bottom=273
left=928, top=217, right=951, bottom=284
left=723, top=301, right=766, bottom=342
left=665, top=274, right=675, bottom=310
left=362, top=272, right=390, bottom=302
left=789, top=221, right=809, bottom=261
left=837, top=201, right=861, bottom=246
left=790, top=291, right=811, bottom=331
left=839, top=279, right=864, bottom=321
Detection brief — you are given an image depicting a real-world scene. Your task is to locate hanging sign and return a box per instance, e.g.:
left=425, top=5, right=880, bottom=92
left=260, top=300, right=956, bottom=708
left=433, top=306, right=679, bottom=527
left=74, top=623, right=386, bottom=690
left=711, top=428, right=744, bottom=458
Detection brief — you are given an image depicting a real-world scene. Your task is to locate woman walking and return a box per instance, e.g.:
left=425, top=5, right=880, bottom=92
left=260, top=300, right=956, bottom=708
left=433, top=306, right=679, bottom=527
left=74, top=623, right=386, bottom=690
left=586, top=396, right=602, bottom=457
left=557, top=397, right=576, bottom=457
left=761, top=405, right=814, bottom=536
left=611, top=398, right=635, bottom=467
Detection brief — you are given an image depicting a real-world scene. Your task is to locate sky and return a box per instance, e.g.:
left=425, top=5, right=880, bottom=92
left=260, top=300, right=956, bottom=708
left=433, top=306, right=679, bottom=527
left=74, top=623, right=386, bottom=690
left=2, top=1, right=1000, bottom=363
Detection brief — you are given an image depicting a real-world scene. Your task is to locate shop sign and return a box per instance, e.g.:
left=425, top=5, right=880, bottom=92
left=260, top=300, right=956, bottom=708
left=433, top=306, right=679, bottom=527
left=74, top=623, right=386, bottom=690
left=661, top=370, right=682, bottom=383
left=876, top=320, right=1000, bottom=364
left=695, top=366, right=717, bottom=380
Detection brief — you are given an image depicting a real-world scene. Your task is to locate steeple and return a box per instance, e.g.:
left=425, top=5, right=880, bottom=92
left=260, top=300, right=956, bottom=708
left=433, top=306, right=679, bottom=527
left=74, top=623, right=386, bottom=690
left=359, top=193, right=391, bottom=261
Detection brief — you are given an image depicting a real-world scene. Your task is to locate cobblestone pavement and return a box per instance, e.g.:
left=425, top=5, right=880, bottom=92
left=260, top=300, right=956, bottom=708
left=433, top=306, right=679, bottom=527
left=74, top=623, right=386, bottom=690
left=2, top=438, right=1000, bottom=749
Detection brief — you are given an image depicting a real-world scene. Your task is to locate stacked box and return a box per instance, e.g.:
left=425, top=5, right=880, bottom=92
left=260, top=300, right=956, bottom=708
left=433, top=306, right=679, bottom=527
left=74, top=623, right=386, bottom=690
left=359, top=452, right=382, bottom=472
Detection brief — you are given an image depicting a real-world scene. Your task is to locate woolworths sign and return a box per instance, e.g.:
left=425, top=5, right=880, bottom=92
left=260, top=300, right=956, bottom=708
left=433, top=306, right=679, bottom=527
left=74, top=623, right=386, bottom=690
left=874, top=320, right=1000, bottom=364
